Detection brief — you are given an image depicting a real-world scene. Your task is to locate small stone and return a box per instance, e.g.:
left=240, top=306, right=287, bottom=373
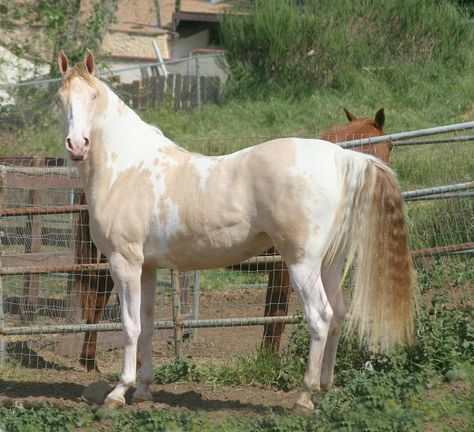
left=81, top=380, right=113, bottom=405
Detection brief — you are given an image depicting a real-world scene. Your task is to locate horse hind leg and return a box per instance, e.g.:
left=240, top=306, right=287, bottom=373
left=288, top=261, right=333, bottom=411
left=320, top=259, right=346, bottom=390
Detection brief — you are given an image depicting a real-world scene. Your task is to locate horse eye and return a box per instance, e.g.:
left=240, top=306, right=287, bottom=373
left=91, top=92, right=97, bottom=100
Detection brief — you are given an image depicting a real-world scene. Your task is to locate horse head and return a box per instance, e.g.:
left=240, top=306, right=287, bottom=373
left=57, top=50, right=100, bottom=162
left=321, top=107, right=392, bottom=163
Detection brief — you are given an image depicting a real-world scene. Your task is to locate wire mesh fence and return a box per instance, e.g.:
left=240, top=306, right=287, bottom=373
left=0, top=54, right=226, bottom=133
left=1, top=122, right=473, bottom=372
left=0, top=57, right=473, bottom=371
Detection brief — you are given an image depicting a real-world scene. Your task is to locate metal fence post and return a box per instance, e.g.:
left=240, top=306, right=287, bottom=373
left=171, top=269, right=182, bottom=359
left=196, top=57, right=202, bottom=109
left=0, top=167, right=5, bottom=366
left=192, top=270, right=200, bottom=342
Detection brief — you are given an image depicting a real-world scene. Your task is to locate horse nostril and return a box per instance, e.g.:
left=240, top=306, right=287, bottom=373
left=84, top=137, right=90, bottom=147
left=66, top=137, right=73, bottom=151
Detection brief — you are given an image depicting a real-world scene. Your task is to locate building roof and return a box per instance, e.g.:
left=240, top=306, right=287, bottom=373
left=102, top=0, right=232, bottom=61
left=161, top=1, right=232, bottom=29
left=108, top=0, right=232, bottom=35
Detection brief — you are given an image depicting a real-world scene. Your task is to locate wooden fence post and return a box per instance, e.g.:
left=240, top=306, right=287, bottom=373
left=21, top=158, right=43, bottom=322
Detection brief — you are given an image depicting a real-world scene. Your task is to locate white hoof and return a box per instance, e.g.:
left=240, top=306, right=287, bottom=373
left=293, top=393, right=314, bottom=412
left=103, top=394, right=126, bottom=408
left=132, top=389, right=153, bottom=404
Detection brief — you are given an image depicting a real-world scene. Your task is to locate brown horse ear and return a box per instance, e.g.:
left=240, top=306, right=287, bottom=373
left=84, top=49, right=95, bottom=74
left=343, top=107, right=357, bottom=122
left=58, top=50, right=69, bottom=76
left=374, top=108, right=385, bottom=130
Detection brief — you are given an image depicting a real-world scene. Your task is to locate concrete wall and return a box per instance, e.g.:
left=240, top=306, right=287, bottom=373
left=171, top=29, right=210, bottom=59
left=102, top=32, right=171, bottom=60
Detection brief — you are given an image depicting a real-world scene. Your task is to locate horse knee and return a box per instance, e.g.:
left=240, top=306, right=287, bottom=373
left=109, top=253, right=142, bottom=282
left=123, top=323, right=141, bottom=345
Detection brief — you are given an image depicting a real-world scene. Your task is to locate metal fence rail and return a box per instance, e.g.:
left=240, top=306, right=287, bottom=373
left=0, top=122, right=473, bottom=369
left=339, top=121, right=474, bottom=148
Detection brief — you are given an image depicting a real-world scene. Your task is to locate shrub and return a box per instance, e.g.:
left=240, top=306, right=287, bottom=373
left=220, top=0, right=473, bottom=94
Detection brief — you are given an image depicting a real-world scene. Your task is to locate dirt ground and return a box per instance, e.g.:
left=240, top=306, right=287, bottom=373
left=1, top=288, right=302, bottom=419
left=0, top=367, right=300, bottom=420
left=1, top=269, right=472, bottom=420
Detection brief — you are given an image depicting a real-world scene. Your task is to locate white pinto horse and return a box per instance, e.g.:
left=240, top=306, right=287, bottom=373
left=57, top=51, right=417, bottom=411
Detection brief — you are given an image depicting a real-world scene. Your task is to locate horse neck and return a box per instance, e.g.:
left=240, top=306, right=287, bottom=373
left=77, top=82, right=185, bottom=201
left=77, top=82, right=158, bottom=196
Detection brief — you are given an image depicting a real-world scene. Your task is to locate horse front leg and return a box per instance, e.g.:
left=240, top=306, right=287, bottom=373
left=104, top=253, right=142, bottom=408
left=320, top=259, right=345, bottom=390
left=132, top=265, right=156, bottom=403
left=262, top=260, right=291, bottom=351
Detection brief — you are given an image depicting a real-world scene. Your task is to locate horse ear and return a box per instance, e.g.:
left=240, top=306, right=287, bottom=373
left=58, top=50, right=69, bottom=76
left=374, top=108, right=385, bottom=130
left=343, top=107, right=357, bottom=122
left=84, top=49, right=95, bottom=74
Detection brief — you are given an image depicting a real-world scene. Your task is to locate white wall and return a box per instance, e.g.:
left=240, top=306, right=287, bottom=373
left=171, top=30, right=210, bottom=59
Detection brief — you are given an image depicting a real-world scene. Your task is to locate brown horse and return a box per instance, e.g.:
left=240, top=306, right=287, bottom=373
left=322, top=107, right=391, bottom=163
left=262, top=107, right=392, bottom=351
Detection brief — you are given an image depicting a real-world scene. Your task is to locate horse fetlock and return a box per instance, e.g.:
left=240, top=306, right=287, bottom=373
left=119, top=375, right=136, bottom=388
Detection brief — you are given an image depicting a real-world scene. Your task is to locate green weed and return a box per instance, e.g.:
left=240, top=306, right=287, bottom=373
left=220, top=0, right=473, bottom=94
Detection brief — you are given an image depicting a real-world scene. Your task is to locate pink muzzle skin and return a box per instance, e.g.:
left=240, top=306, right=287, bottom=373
left=66, top=135, right=90, bottom=161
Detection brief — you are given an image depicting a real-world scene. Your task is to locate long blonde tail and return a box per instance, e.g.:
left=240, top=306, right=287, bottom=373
left=324, top=150, right=418, bottom=349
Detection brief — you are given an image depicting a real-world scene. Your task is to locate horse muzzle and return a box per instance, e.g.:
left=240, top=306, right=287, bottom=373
left=66, top=136, right=90, bottom=162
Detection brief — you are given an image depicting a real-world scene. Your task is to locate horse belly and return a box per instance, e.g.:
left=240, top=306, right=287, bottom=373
left=143, top=228, right=272, bottom=271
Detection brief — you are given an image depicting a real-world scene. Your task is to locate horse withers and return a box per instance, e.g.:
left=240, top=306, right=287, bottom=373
left=57, top=50, right=416, bottom=411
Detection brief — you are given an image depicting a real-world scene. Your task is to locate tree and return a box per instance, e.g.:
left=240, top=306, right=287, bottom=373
left=0, top=0, right=118, bottom=76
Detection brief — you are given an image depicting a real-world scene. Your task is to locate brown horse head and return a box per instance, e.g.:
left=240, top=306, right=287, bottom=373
left=320, top=107, right=392, bottom=164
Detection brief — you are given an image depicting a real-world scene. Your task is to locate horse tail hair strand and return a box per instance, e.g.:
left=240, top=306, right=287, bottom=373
left=324, top=150, right=419, bottom=349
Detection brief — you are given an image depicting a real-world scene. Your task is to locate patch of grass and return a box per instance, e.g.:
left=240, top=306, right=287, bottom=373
left=131, top=291, right=472, bottom=430
left=392, top=141, right=474, bottom=190
left=199, top=268, right=267, bottom=291
left=2, top=364, right=471, bottom=431
left=0, top=403, right=93, bottom=432
left=416, top=257, right=454, bottom=293
left=407, top=199, right=474, bottom=250
left=423, top=362, right=474, bottom=432
left=220, top=0, right=473, bottom=94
